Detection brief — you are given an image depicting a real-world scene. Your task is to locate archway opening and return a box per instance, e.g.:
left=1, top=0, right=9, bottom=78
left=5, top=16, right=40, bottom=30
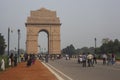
left=38, top=31, right=48, bottom=55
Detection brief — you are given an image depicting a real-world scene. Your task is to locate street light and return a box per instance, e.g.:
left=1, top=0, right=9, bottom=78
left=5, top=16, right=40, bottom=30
left=15, top=47, right=16, bottom=54
left=94, top=38, right=97, bottom=54
left=8, top=27, right=13, bottom=56
left=8, top=28, right=10, bottom=56
left=18, top=29, right=20, bottom=62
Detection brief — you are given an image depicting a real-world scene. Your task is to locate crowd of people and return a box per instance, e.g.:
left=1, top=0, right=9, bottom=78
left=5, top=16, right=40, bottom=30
left=102, top=53, right=116, bottom=65
left=0, top=52, right=117, bottom=71
left=77, top=53, right=97, bottom=67
left=76, top=53, right=116, bottom=67
left=0, top=53, right=36, bottom=71
left=38, top=54, right=62, bottom=62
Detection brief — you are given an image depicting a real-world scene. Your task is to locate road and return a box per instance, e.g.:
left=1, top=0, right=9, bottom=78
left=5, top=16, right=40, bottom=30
left=46, top=58, right=120, bottom=80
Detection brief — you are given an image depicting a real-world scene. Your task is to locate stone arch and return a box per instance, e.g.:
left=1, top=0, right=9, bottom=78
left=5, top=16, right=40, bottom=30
left=38, top=29, right=49, bottom=54
left=25, top=8, right=61, bottom=55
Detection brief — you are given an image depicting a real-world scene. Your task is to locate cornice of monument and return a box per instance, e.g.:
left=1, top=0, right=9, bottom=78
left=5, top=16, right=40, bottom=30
left=25, top=23, right=61, bottom=26
left=26, top=8, right=61, bottom=25
left=30, top=7, right=56, bottom=18
left=37, top=7, right=53, bottom=12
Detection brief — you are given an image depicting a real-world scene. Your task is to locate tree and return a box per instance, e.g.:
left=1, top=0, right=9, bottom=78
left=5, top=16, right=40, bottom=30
left=100, top=38, right=120, bottom=54
left=69, top=44, right=76, bottom=57
left=0, top=33, right=6, bottom=55
left=62, top=44, right=76, bottom=57
left=80, top=47, right=89, bottom=53
left=107, top=40, right=114, bottom=53
left=113, top=39, right=120, bottom=53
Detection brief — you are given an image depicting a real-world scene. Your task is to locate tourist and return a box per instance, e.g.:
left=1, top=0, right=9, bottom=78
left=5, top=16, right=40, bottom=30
left=45, top=54, right=49, bottom=63
left=82, top=53, right=87, bottom=67
left=27, top=54, right=32, bottom=67
left=78, top=54, right=83, bottom=64
left=1, top=57, right=5, bottom=71
left=79, top=54, right=83, bottom=64
left=87, top=53, right=93, bottom=67
left=93, top=54, right=97, bottom=64
left=10, top=53, right=14, bottom=67
left=14, top=54, right=17, bottom=66
left=20, top=53, right=24, bottom=62
left=111, top=53, right=115, bottom=65
left=102, top=53, right=107, bottom=65
left=8, top=58, right=11, bottom=67
left=32, top=54, right=36, bottom=64
left=24, top=53, right=28, bottom=62
left=78, top=55, right=80, bottom=63
left=65, top=54, right=69, bottom=60
left=107, top=54, right=112, bottom=65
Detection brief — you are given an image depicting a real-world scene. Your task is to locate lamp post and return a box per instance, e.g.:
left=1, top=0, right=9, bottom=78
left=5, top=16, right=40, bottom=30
left=18, top=29, right=20, bottom=62
left=15, top=47, right=16, bottom=54
left=94, top=38, right=97, bottom=54
left=8, top=27, right=13, bottom=56
left=8, top=28, right=10, bottom=56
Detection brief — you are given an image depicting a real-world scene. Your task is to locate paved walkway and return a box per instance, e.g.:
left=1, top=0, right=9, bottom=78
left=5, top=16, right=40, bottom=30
left=0, top=60, right=57, bottom=80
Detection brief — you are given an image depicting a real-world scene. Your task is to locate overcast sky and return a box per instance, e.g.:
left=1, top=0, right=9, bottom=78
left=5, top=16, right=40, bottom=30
left=0, top=0, right=120, bottom=51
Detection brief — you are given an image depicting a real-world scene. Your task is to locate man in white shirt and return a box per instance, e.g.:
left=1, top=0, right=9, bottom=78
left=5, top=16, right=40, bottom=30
left=87, top=53, right=93, bottom=67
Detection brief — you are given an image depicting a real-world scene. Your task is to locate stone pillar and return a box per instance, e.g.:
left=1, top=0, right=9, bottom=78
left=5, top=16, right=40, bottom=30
left=26, top=27, right=38, bottom=54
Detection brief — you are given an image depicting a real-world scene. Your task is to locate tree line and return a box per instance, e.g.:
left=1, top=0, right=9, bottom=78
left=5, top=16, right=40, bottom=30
left=0, top=33, right=26, bottom=56
left=1, top=33, right=120, bottom=59
left=0, top=33, right=6, bottom=55
left=62, top=39, right=120, bottom=59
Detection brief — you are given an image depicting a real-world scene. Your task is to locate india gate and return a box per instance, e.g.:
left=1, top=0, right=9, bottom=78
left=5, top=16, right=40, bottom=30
left=25, top=8, right=61, bottom=55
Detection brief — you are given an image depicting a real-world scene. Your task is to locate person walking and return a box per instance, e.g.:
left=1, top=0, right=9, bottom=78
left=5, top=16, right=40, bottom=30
left=78, top=54, right=82, bottom=64
left=111, top=53, right=115, bottom=65
left=45, top=54, right=49, bottom=63
left=20, top=53, right=24, bottom=62
left=87, top=53, right=93, bottom=67
left=78, top=55, right=80, bottom=64
left=93, top=54, right=97, bottom=64
left=10, top=53, right=14, bottom=67
left=82, top=53, right=87, bottom=67
left=107, top=54, right=112, bottom=65
left=8, top=58, right=11, bottom=67
left=1, top=57, right=5, bottom=71
left=65, top=54, right=69, bottom=60
left=102, top=53, right=107, bottom=65
left=14, top=54, right=17, bottom=66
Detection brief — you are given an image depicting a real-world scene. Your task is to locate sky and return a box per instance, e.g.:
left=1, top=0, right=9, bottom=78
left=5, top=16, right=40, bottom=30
left=0, top=0, right=120, bottom=51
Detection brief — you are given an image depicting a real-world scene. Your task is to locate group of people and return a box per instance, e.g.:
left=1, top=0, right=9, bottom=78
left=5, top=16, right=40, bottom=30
left=9, top=53, right=36, bottom=67
left=0, top=53, right=17, bottom=71
left=65, top=54, right=70, bottom=60
left=78, top=53, right=97, bottom=67
left=102, top=53, right=116, bottom=65
left=0, top=53, right=37, bottom=71
left=77, top=52, right=116, bottom=67
left=26, top=54, right=36, bottom=67
left=9, top=53, right=18, bottom=67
